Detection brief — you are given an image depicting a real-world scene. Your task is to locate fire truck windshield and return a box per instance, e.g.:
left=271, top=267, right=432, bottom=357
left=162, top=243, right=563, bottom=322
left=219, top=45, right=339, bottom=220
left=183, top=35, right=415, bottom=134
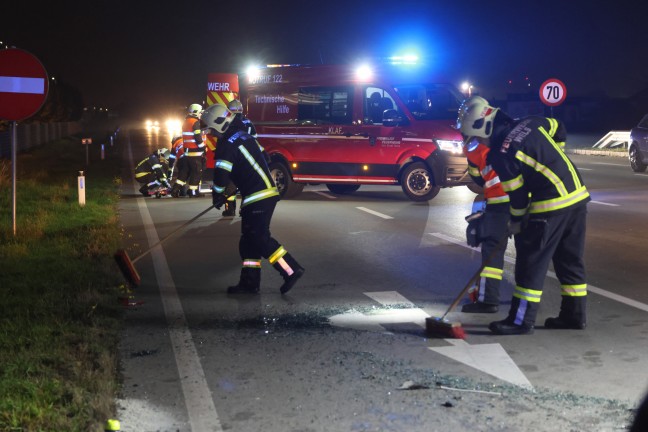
left=394, top=83, right=464, bottom=121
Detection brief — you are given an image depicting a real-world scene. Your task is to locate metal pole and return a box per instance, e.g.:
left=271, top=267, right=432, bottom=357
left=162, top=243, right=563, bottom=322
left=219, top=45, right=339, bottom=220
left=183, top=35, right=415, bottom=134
left=11, top=121, right=17, bottom=236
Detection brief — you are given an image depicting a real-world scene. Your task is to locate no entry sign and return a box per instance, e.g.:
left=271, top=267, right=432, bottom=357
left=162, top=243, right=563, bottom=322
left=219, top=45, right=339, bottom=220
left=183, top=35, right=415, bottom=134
left=539, top=78, right=567, bottom=106
left=0, top=48, right=49, bottom=121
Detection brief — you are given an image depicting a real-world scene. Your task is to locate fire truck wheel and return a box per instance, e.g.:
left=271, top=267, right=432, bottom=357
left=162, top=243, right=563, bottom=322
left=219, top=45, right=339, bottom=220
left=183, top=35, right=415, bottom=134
left=467, top=183, right=483, bottom=194
left=270, top=162, right=305, bottom=199
left=326, top=184, right=361, bottom=195
left=400, top=161, right=440, bottom=202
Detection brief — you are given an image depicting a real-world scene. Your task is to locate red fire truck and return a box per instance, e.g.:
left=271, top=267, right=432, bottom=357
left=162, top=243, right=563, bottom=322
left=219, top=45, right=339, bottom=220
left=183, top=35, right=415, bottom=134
left=208, top=63, right=476, bottom=201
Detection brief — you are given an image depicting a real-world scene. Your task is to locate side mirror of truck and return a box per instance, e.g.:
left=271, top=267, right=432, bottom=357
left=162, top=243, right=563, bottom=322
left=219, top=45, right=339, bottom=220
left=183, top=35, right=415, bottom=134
left=382, top=109, right=407, bottom=127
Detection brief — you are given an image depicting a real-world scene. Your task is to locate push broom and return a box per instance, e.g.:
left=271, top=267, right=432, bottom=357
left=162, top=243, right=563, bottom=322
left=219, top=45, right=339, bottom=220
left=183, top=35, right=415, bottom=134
left=114, top=205, right=214, bottom=287
left=425, top=233, right=509, bottom=339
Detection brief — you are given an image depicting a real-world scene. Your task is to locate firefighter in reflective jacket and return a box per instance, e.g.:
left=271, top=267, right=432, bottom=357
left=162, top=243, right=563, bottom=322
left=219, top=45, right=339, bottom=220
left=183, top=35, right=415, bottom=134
left=135, top=148, right=171, bottom=196
left=462, top=136, right=510, bottom=314
left=172, top=103, right=205, bottom=197
left=168, top=135, right=186, bottom=196
left=456, top=96, right=590, bottom=335
left=201, top=103, right=305, bottom=294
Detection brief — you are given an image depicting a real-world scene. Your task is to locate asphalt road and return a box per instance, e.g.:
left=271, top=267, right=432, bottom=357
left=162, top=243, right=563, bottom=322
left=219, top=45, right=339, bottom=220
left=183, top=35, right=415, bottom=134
left=114, top=128, right=648, bottom=431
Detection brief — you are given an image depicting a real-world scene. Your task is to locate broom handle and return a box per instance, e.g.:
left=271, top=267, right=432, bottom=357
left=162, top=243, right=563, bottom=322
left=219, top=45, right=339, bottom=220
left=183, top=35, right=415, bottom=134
left=440, top=233, right=510, bottom=320
left=132, top=205, right=213, bottom=264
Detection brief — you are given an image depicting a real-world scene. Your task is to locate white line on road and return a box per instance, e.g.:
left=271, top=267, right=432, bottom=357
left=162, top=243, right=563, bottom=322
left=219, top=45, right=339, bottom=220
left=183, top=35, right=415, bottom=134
left=356, top=207, right=393, bottom=219
left=591, top=162, right=627, bottom=167
left=127, top=137, right=223, bottom=432
left=591, top=200, right=620, bottom=207
left=428, top=232, right=648, bottom=314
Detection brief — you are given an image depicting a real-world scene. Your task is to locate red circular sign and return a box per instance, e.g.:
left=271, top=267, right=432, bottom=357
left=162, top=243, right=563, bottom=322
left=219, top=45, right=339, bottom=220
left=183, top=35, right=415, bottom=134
left=0, top=48, right=49, bottom=121
left=539, top=78, right=567, bottom=106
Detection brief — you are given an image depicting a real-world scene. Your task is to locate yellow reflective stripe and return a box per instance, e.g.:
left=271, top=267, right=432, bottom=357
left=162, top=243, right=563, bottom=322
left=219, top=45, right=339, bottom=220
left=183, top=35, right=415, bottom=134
left=502, top=174, right=524, bottom=192
left=243, top=259, right=262, bottom=268
left=239, top=145, right=272, bottom=189
left=468, top=165, right=480, bottom=176
left=561, top=284, right=587, bottom=297
left=185, top=151, right=204, bottom=156
left=513, top=286, right=543, bottom=302
left=175, top=179, right=186, bottom=186
left=510, top=206, right=527, bottom=217
left=135, top=172, right=149, bottom=178
left=538, top=126, right=582, bottom=189
left=481, top=266, right=503, bottom=280
left=487, top=195, right=510, bottom=204
left=516, top=150, right=568, bottom=196
left=484, top=176, right=501, bottom=188
left=529, top=186, right=590, bottom=213
left=215, top=160, right=233, bottom=172
left=556, top=141, right=565, bottom=149
left=547, top=118, right=558, bottom=137
left=268, top=246, right=287, bottom=264
left=242, top=188, right=279, bottom=207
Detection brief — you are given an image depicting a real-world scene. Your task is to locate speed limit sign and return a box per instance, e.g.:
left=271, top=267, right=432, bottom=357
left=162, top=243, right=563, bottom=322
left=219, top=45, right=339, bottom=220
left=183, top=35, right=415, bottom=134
left=539, top=78, right=567, bottom=106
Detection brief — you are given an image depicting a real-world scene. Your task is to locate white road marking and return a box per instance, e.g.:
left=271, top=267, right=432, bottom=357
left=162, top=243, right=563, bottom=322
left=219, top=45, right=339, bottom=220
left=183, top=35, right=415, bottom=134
left=357, top=206, right=393, bottom=219
left=591, top=162, right=627, bottom=167
left=429, top=340, right=533, bottom=390
left=591, top=200, right=620, bottom=207
left=578, top=167, right=593, bottom=170
left=127, top=136, right=223, bottom=432
left=351, top=290, right=533, bottom=389
left=428, top=232, right=648, bottom=314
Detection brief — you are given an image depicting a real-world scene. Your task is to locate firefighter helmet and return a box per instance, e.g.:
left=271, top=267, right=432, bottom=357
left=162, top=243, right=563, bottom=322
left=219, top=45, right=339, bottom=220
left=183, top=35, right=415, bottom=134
left=157, top=148, right=170, bottom=159
left=201, top=104, right=234, bottom=136
left=455, top=96, right=499, bottom=139
left=187, top=103, right=203, bottom=117
left=227, top=99, right=244, bottom=114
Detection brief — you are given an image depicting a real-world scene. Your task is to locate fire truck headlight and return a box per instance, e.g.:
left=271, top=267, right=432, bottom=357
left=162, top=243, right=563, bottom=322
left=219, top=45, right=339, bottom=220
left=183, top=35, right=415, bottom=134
left=437, top=139, right=463, bottom=154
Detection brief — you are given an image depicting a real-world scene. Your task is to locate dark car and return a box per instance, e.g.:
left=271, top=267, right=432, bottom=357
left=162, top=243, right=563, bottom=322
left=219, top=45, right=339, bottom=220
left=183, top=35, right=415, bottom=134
left=629, top=114, right=648, bottom=172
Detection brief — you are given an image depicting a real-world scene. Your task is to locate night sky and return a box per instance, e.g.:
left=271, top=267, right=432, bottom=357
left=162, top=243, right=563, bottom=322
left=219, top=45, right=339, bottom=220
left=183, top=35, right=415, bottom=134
left=3, top=0, right=648, bottom=117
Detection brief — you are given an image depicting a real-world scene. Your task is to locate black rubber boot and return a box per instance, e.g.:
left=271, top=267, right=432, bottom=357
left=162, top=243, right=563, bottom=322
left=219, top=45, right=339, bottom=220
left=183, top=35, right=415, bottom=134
left=272, top=253, right=304, bottom=294
left=227, top=268, right=260, bottom=294
left=489, top=297, right=537, bottom=335
left=488, top=318, right=534, bottom=335
left=545, top=295, right=587, bottom=329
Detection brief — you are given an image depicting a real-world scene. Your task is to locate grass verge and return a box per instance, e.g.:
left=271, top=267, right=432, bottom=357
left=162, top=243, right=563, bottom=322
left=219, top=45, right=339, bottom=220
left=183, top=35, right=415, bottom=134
left=0, top=134, right=125, bottom=431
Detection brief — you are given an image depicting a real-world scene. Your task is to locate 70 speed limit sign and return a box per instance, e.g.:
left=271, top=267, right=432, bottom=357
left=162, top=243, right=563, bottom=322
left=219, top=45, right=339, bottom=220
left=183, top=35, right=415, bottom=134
left=539, top=78, right=567, bottom=106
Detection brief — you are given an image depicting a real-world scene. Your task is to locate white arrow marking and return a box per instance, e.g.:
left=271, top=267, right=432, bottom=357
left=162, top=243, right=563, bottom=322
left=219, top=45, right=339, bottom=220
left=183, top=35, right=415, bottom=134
left=329, top=291, right=533, bottom=389
left=429, top=339, right=533, bottom=390
left=0, top=76, right=45, bottom=94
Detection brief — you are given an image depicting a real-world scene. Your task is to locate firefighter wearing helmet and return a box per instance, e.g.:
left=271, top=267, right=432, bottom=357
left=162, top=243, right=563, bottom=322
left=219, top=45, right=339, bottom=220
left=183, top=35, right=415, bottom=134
left=134, top=147, right=171, bottom=196
left=456, top=96, right=590, bottom=335
left=201, top=103, right=305, bottom=295
left=172, top=103, right=206, bottom=197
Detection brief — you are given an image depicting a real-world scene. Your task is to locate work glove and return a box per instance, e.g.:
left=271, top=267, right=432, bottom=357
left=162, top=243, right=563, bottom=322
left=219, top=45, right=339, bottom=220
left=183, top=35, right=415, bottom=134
left=507, top=219, right=523, bottom=237
left=212, top=190, right=227, bottom=209
left=465, top=211, right=484, bottom=247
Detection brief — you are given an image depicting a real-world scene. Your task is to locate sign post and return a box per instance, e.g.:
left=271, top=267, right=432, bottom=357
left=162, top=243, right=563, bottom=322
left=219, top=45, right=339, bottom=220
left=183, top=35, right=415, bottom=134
left=82, top=138, right=92, bottom=166
left=0, top=48, right=49, bottom=236
left=539, top=78, right=567, bottom=117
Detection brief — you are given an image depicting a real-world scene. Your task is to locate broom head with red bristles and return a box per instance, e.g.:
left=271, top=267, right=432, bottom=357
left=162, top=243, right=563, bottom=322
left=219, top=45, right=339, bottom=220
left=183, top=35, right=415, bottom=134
left=425, top=317, right=466, bottom=339
left=114, top=249, right=141, bottom=287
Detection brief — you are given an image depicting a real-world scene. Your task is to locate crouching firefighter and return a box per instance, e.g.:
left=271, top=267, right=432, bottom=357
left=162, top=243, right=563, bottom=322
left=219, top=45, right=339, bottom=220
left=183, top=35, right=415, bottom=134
left=135, top=148, right=171, bottom=196
left=461, top=136, right=510, bottom=313
left=201, top=103, right=305, bottom=294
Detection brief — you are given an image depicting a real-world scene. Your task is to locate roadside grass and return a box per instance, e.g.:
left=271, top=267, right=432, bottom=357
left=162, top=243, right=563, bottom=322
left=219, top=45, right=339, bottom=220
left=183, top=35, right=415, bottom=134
left=0, top=135, right=125, bottom=431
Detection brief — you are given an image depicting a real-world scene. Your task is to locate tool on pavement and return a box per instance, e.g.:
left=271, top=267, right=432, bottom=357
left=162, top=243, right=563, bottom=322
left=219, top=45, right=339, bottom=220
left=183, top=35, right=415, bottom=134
left=114, top=205, right=213, bottom=286
left=425, top=233, right=509, bottom=339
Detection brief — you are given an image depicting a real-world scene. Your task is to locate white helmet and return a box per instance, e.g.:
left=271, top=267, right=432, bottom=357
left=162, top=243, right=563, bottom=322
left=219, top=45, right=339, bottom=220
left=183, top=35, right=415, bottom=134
left=201, top=103, right=234, bottom=135
left=187, top=103, right=203, bottom=117
left=455, top=96, right=499, bottom=138
left=157, top=148, right=170, bottom=159
left=227, top=99, right=243, bottom=114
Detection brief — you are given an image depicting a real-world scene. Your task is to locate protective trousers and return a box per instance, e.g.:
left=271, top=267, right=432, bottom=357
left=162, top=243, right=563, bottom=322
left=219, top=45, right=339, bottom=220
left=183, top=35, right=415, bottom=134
left=508, top=204, right=588, bottom=327
left=186, top=155, right=205, bottom=194
left=239, top=199, right=302, bottom=286
left=477, top=205, right=509, bottom=305
left=172, top=157, right=189, bottom=196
